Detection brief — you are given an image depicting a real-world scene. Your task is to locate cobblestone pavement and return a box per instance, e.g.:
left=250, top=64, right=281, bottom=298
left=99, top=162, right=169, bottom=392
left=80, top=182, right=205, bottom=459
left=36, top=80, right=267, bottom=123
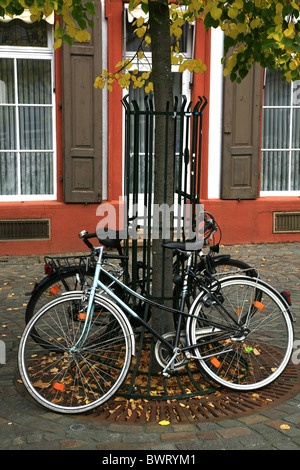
left=0, top=242, right=300, bottom=451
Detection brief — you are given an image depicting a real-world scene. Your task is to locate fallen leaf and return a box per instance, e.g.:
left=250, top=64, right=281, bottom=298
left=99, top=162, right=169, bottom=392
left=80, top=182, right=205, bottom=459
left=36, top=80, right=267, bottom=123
left=280, top=424, right=290, bottom=430
left=159, top=420, right=170, bottom=426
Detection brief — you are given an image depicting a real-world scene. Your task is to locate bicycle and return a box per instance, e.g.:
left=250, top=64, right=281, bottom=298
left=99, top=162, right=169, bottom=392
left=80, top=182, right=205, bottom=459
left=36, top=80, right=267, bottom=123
left=24, top=211, right=256, bottom=324
left=18, top=241, right=295, bottom=414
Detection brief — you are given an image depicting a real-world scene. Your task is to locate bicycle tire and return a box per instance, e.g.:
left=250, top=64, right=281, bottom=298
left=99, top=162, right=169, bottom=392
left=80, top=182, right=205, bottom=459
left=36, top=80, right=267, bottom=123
left=25, top=268, right=123, bottom=324
left=187, top=276, right=294, bottom=391
left=19, top=293, right=133, bottom=414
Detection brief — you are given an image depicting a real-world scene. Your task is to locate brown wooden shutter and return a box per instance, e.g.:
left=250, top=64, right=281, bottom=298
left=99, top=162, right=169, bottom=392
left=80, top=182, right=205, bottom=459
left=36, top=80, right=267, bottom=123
left=62, top=2, right=102, bottom=203
left=221, top=64, right=262, bottom=200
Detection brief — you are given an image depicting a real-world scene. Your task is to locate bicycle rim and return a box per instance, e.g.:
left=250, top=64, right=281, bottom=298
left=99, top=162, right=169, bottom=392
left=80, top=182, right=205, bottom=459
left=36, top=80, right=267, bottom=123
left=187, top=277, right=294, bottom=391
left=19, top=293, right=132, bottom=414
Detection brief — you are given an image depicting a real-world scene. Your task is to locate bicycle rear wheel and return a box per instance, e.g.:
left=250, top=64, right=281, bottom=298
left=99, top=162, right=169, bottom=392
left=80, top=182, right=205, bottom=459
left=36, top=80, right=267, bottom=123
left=18, top=293, right=133, bottom=414
left=187, top=276, right=294, bottom=391
left=25, top=269, right=124, bottom=324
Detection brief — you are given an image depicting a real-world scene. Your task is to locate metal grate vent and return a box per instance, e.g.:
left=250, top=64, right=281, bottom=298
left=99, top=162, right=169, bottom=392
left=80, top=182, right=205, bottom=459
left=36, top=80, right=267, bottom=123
left=0, top=219, right=50, bottom=241
left=273, top=212, right=300, bottom=233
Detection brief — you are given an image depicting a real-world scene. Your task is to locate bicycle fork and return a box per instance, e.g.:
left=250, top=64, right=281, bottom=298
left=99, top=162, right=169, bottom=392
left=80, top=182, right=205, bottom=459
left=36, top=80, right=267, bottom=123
left=70, top=248, right=104, bottom=353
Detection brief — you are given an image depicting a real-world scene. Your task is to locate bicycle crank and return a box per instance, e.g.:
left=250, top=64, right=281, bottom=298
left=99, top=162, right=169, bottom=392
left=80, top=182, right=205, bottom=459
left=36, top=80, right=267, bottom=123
left=154, top=331, right=188, bottom=372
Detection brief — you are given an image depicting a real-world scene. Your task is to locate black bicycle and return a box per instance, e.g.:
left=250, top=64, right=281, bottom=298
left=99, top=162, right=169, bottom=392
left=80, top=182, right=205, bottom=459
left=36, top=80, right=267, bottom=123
left=25, top=212, right=255, bottom=325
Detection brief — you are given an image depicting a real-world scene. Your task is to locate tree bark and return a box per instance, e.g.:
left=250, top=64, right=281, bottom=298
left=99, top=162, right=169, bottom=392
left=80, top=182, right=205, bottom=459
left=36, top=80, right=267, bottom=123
left=148, top=0, right=175, bottom=342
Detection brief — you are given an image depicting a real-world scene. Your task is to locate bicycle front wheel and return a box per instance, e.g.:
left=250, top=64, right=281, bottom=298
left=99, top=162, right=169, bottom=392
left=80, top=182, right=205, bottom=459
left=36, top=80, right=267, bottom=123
left=187, top=276, right=294, bottom=391
left=18, top=293, right=133, bottom=414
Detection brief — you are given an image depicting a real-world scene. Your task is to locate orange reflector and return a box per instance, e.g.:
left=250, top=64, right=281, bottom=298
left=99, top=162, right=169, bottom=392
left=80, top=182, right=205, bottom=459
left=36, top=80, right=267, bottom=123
left=53, top=382, right=65, bottom=392
left=211, top=357, right=221, bottom=368
left=253, top=300, right=265, bottom=310
left=49, top=285, right=61, bottom=295
left=235, top=307, right=242, bottom=315
left=78, top=313, right=86, bottom=320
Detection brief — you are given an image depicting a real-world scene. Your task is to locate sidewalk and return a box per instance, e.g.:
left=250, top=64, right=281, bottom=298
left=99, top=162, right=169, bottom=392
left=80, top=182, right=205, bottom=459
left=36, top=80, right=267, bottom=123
left=0, top=242, right=300, bottom=451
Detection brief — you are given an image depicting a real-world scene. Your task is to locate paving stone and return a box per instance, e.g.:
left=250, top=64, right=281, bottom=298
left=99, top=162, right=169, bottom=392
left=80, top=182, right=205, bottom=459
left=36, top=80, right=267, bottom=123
left=60, top=439, right=90, bottom=450
left=196, top=431, right=218, bottom=440
left=0, top=243, right=300, bottom=450
left=217, top=426, right=251, bottom=439
left=161, top=432, right=195, bottom=442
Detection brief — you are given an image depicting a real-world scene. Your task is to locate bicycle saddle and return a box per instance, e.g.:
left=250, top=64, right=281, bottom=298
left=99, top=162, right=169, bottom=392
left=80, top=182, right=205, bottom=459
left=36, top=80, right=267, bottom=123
left=97, top=230, right=124, bottom=255
left=162, top=239, right=204, bottom=252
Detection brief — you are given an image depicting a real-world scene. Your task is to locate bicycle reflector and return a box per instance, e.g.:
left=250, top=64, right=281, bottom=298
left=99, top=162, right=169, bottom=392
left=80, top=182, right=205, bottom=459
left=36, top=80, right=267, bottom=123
left=53, top=382, right=65, bottom=392
left=281, top=290, right=292, bottom=306
left=78, top=313, right=87, bottom=320
left=253, top=300, right=266, bottom=310
left=211, top=357, right=221, bottom=368
left=44, top=263, right=53, bottom=275
left=49, top=285, right=61, bottom=295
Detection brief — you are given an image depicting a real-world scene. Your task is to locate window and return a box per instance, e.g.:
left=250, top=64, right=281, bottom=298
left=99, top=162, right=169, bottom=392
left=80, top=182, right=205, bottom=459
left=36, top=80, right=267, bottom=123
left=0, top=18, right=55, bottom=201
left=261, top=70, right=300, bottom=195
left=124, top=5, right=193, bottom=196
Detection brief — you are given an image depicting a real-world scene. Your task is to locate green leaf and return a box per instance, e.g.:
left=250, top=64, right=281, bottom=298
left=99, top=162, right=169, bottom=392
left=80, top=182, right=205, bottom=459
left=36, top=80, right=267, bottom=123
left=85, top=2, right=95, bottom=16
left=204, top=13, right=219, bottom=30
left=141, top=2, right=149, bottom=15
left=262, top=39, right=274, bottom=50
left=224, top=35, right=235, bottom=51
left=63, top=34, right=73, bottom=46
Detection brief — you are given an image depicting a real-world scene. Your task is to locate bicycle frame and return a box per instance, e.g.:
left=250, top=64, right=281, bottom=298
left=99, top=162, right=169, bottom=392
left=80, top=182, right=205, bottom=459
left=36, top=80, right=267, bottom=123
left=71, top=246, right=236, bottom=374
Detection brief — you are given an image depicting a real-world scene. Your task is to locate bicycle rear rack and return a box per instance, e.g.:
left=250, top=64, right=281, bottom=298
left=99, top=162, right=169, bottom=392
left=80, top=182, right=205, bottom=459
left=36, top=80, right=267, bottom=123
left=44, top=254, right=97, bottom=273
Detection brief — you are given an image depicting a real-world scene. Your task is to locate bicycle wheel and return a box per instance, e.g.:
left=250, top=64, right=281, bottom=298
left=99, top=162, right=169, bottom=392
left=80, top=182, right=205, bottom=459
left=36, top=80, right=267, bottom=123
left=18, top=293, right=133, bottom=414
left=25, top=268, right=123, bottom=324
left=187, top=276, right=294, bottom=391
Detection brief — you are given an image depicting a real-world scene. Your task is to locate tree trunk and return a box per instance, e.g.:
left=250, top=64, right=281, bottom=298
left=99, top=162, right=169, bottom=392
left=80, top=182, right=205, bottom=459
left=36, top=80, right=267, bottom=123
left=148, top=0, right=174, bottom=343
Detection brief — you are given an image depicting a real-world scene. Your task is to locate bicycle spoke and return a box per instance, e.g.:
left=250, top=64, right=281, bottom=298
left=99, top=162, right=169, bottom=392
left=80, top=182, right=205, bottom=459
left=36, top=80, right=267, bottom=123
left=19, top=294, right=132, bottom=414
left=188, top=276, right=293, bottom=391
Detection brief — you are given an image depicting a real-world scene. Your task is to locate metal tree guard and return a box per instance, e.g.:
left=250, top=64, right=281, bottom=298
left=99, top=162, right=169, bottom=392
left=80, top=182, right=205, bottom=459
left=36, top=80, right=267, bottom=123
left=118, top=94, right=218, bottom=400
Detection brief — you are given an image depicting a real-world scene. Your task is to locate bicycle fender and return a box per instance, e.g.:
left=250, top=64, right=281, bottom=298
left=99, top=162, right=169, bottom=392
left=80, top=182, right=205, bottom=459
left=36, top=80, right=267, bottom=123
left=25, top=274, right=58, bottom=296
left=212, top=254, right=231, bottom=263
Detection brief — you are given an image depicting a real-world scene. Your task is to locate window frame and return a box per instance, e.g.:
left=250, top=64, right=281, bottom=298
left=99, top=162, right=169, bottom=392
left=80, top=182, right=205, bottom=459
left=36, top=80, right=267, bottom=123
left=0, top=20, right=56, bottom=202
left=122, top=5, right=194, bottom=162
left=260, top=71, right=300, bottom=197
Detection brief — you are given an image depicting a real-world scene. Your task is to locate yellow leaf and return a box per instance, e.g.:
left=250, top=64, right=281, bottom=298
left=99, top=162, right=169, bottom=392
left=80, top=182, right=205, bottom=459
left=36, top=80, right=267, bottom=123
left=228, top=7, right=238, bottom=19
left=159, top=420, right=170, bottom=426
left=210, top=7, right=222, bottom=20
left=233, top=0, right=243, bottom=8
left=75, top=30, right=90, bottom=43
left=136, top=16, right=144, bottom=28
left=250, top=18, right=261, bottom=29
left=280, top=424, right=290, bottom=430
left=53, top=39, right=62, bottom=50
left=135, top=26, right=146, bottom=38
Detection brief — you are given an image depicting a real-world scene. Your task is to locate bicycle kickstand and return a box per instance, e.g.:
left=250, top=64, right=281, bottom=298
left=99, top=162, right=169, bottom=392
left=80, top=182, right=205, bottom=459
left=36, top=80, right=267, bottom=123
left=162, top=348, right=182, bottom=378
